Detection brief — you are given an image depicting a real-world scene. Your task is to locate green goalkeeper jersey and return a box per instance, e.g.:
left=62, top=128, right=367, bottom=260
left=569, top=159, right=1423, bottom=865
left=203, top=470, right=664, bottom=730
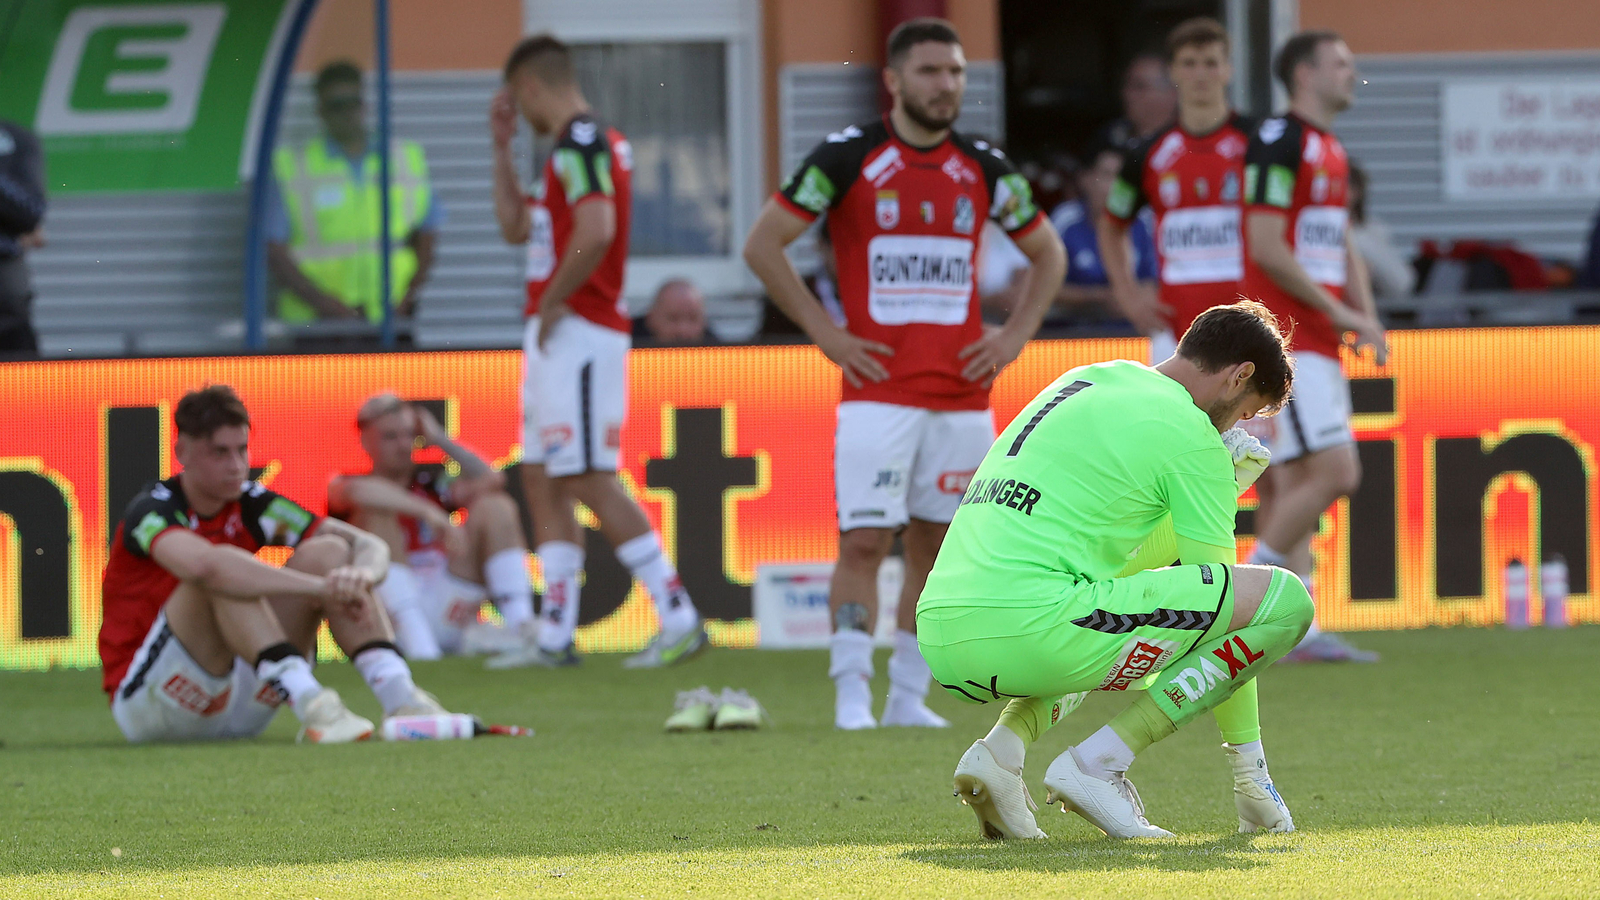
left=921, top=360, right=1237, bottom=607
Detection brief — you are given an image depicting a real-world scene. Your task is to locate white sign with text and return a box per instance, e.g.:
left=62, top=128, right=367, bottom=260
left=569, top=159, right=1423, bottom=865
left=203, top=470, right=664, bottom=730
left=752, top=558, right=904, bottom=649
left=1442, top=80, right=1600, bottom=200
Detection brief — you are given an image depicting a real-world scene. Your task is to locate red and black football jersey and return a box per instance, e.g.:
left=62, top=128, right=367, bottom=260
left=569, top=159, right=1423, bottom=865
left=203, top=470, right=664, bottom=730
left=776, top=118, right=1046, bottom=411
left=1242, top=113, right=1352, bottom=358
left=524, top=113, right=633, bottom=333
left=99, top=477, right=321, bottom=697
left=327, top=465, right=455, bottom=557
left=1106, top=112, right=1255, bottom=337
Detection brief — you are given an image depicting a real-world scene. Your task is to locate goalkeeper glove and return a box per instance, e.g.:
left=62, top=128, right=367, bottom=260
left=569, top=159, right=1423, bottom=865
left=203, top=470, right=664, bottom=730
left=1222, top=427, right=1271, bottom=496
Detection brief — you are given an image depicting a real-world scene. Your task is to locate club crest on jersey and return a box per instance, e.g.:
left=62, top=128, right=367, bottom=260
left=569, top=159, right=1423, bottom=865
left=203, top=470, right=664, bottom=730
left=1195, top=176, right=1209, bottom=199
left=1311, top=170, right=1330, bottom=203
left=876, top=191, right=900, bottom=229
left=953, top=195, right=976, bottom=234
left=1159, top=173, right=1180, bottom=207
left=920, top=200, right=935, bottom=224
left=1222, top=171, right=1241, bottom=202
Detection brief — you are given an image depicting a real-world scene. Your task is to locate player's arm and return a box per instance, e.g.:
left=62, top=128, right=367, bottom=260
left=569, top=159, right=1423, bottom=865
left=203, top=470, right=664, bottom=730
left=412, top=406, right=499, bottom=488
left=489, top=88, right=530, bottom=245
left=743, top=200, right=893, bottom=388
left=329, top=475, right=454, bottom=534
left=961, top=157, right=1066, bottom=386
left=310, top=516, right=391, bottom=585
left=1343, top=228, right=1389, bottom=365
left=1097, top=146, right=1170, bottom=336
left=536, top=136, right=618, bottom=347
left=150, top=529, right=333, bottom=600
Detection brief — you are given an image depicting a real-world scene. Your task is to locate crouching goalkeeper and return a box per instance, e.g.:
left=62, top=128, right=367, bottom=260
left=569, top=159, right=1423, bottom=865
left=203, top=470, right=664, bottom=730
left=918, top=301, right=1309, bottom=839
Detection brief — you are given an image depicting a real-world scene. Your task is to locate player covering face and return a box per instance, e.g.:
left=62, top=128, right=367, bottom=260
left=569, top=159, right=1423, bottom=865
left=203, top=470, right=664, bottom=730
left=918, top=303, right=1310, bottom=839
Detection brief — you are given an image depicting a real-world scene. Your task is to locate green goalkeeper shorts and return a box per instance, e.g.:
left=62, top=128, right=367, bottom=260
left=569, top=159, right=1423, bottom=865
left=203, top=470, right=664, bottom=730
left=917, top=563, right=1236, bottom=705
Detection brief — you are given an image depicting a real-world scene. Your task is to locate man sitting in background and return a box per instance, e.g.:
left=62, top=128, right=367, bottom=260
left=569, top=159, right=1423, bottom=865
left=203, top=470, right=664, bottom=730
left=328, top=394, right=536, bottom=660
left=268, top=61, right=441, bottom=325
left=1045, top=150, right=1156, bottom=329
left=637, top=278, right=712, bottom=344
left=101, top=385, right=452, bottom=744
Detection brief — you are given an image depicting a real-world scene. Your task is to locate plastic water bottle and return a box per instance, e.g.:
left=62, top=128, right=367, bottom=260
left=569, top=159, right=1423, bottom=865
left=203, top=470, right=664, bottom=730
left=1541, top=554, right=1569, bottom=629
left=380, top=713, right=480, bottom=741
left=1503, top=558, right=1529, bottom=630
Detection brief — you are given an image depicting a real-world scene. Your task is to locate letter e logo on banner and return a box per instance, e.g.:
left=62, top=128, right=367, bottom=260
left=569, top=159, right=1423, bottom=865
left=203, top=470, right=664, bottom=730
left=36, top=4, right=228, bottom=136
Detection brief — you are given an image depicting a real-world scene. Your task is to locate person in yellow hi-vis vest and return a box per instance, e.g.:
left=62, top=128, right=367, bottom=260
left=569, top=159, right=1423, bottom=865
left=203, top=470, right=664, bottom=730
left=267, top=61, right=442, bottom=323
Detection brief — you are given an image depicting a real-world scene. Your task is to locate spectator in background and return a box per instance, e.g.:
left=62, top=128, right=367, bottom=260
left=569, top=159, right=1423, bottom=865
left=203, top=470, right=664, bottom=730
left=638, top=278, right=712, bottom=344
left=1348, top=163, right=1415, bottom=301
left=1090, top=53, right=1178, bottom=155
left=0, top=119, right=45, bottom=356
left=1046, top=149, right=1156, bottom=326
left=267, top=61, right=441, bottom=324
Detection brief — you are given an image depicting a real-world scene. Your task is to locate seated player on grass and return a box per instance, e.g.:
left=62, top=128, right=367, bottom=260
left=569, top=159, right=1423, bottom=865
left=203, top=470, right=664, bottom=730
left=329, top=394, right=535, bottom=660
left=918, top=301, right=1310, bottom=839
left=100, top=385, right=454, bottom=744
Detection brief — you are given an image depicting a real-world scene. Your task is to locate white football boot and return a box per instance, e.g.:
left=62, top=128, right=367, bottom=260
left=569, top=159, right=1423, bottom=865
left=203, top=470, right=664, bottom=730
left=952, top=740, right=1047, bottom=840
left=1042, top=747, right=1174, bottom=838
left=1224, top=743, right=1295, bottom=833
left=389, top=686, right=449, bottom=718
left=297, top=689, right=374, bottom=744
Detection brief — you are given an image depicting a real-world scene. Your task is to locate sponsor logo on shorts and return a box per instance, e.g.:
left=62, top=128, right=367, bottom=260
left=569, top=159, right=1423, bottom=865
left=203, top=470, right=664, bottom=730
left=162, top=674, right=230, bottom=716
left=541, top=424, right=573, bottom=455
left=871, top=468, right=904, bottom=490
left=1098, top=638, right=1180, bottom=691
left=1169, top=636, right=1265, bottom=702
left=958, top=477, right=1043, bottom=516
left=447, top=599, right=482, bottom=628
left=254, top=681, right=285, bottom=708
left=937, top=470, right=975, bottom=494
left=1050, top=699, right=1063, bottom=725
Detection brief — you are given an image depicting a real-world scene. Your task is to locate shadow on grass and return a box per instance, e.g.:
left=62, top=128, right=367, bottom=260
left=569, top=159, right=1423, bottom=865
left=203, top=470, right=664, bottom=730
left=898, top=833, right=1282, bottom=874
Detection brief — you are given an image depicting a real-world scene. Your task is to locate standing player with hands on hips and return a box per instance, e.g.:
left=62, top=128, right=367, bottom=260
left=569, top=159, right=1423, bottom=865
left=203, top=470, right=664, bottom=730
left=488, top=35, right=707, bottom=669
left=743, top=19, right=1067, bottom=730
left=1242, top=31, right=1385, bottom=662
left=1099, top=17, right=1256, bottom=364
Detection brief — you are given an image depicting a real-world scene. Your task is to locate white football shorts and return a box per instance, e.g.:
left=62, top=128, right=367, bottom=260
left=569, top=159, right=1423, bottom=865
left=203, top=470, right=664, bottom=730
left=834, top=400, right=995, bottom=531
left=1246, top=349, right=1353, bottom=464
left=111, top=611, right=281, bottom=743
left=521, top=313, right=630, bottom=477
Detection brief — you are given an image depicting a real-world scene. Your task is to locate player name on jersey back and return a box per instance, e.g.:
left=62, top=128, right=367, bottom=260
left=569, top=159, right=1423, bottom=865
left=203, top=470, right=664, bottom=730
left=868, top=235, right=976, bottom=325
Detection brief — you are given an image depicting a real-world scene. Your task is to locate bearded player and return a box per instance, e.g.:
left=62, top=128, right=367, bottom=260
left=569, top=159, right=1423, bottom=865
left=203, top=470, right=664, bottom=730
left=1100, top=17, right=1255, bottom=364
left=100, top=385, right=451, bottom=744
left=744, top=18, right=1067, bottom=730
left=919, top=303, right=1304, bottom=839
left=1242, top=31, right=1385, bottom=662
left=490, top=34, right=707, bottom=668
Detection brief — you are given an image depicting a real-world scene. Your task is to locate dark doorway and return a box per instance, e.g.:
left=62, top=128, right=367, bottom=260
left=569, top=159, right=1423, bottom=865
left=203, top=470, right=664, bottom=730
left=1000, top=0, right=1222, bottom=165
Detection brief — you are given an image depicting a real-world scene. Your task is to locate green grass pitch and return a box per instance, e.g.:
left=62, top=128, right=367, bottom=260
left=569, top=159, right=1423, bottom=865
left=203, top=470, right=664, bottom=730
left=2, top=627, right=1597, bottom=899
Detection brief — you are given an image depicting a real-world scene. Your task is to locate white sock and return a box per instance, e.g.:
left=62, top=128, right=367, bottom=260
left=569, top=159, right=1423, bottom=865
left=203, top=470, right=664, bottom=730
left=615, top=532, right=698, bottom=638
left=829, top=629, right=874, bottom=715
left=255, top=651, right=322, bottom=722
left=984, top=723, right=1027, bottom=772
left=484, top=548, right=535, bottom=630
left=1229, top=739, right=1265, bottom=761
left=885, top=629, right=932, bottom=710
left=1249, top=542, right=1288, bottom=567
left=352, top=644, right=416, bottom=717
left=1074, top=725, right=1136, bottom=780
left=535, top=540, right=584, bottom=651
left=378, top=563, right=441, bottom=661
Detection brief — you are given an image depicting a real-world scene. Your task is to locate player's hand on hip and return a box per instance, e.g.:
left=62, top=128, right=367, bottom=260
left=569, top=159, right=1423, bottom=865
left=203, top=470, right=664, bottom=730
left=959, top=325, right=1028, bottom=387
left=490, top=88, right=517, bottom=148
left=816, top=325, right=892, bottom=388
left=1350, top=319, right=1389, bottom=366
left=1222, top=426, right=1272, bottom=496
left=1123, top=284, right=1173, bottom=337
left=537, top=305, right=568, bottom=350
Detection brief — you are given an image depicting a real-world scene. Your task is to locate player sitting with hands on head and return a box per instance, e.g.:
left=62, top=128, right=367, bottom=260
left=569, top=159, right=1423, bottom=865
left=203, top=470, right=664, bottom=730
left=329, top=394, right=536, bottom=661
left=918, top=302, right=1307, bottom=840
left=100, top=385, right=455, bottom=744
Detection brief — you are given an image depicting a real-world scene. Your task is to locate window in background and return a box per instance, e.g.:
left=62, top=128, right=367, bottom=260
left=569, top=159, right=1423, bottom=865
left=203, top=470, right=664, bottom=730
left=569, top=42, right=731, bottom=258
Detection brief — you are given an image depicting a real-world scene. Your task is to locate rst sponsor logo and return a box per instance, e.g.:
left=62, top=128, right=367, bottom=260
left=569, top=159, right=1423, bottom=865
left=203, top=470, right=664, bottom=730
left=936, top=470, right=975, bottom=495
left=1098, top=637, right=1180, bottom=691
left=162, top=673, right=229, bottom=716
left=865, top=235, right=975, bottom=325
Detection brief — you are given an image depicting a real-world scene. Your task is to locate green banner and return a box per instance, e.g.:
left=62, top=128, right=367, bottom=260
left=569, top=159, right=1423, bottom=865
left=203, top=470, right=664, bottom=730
left=0, top=0, right=293, bottom=192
